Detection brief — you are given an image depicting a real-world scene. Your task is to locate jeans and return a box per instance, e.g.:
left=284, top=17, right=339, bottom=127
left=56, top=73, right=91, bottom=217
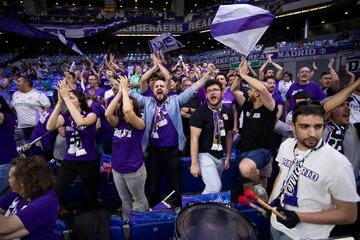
left=112, top=164, right=149, bottom=221
left=198, top=153, right=224, bottom=194
left=0, top=164, right=10, bottom=196
left=270, top=226, right=293, bottom=240
left=54, top=160, right=99, bottom=209
left=146, top=146, right=181, bottom=207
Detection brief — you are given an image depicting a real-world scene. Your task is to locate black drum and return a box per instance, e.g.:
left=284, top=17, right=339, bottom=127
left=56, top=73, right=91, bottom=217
left=175, top=202, right=258, bottom=240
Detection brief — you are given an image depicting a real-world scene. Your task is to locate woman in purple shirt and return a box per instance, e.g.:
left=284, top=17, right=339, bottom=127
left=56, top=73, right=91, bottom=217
left=0, top=156, right=58, bottom=240
left=47, top=80, right=98, bottom=209
left=105, top=76, right=149, bottom=221
left=0, top=96, right=18, bottom=195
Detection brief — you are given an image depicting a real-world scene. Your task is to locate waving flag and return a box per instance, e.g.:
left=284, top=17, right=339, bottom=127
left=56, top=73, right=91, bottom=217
left=149, top=33, right=184, bottom=53
left=58, top=33, right=84, bottom=56
left=211, top=4, right=274, bottom=56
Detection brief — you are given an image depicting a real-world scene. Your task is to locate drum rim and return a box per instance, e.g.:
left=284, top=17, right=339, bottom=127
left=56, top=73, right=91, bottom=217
left=175, top=202, right=258, bottom=240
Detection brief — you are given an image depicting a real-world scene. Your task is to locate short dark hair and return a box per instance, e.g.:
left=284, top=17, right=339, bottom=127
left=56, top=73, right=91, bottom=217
left=284, top=71, right=293, bottom=80
left=205, top=79, right=223, bottom=91
left=11, top=156, right=54, bottom=200
left=292, top=101, right=325, bottom=124
left=18, top=76, right=33, bottom=87
left=293, top=91, right=311, bottom=101
left=265, top=68, right=273, bottom=75
left=320, top=72, right=330, bottom=78
left=216, top=73, right=228, bottom=81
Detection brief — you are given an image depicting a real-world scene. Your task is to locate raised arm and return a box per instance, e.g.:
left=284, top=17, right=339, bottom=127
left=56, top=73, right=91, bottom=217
left=269, top=56, right=284, bottom=80
left=240, top=61, right=275, bottom=111
left=345, top=63, right=356, bottom=84
left=58, top=80, right=97, bottom=126
left=119, top=76, right=145, bottom=130
left=46, top=91, right=65, bottom=131
left=323, top=77, right=360, bottom=113
left=104, top=88, right=122, bottom=128
left=328, top=58, right=340, bottom=92
left=140, top=64, right=158, bottom=94
left=309, top=61, right=317, bottom=81
left=230, top=70, right=246, bottom=106
left=152, top=54, right=171, bottom=90
left=258, top=56, right=270, bottom=81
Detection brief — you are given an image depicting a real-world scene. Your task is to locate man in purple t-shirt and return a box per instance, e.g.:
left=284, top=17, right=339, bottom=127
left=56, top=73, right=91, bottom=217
left=285, top=67, right=325, bottom=117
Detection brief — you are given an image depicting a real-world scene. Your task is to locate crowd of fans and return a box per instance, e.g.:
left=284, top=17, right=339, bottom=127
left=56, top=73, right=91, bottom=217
left=0, top=46, right=359, bottom=239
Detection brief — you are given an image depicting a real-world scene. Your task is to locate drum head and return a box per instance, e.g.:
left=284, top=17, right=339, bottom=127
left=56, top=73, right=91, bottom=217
left=175, top=202, right=257, bottom=240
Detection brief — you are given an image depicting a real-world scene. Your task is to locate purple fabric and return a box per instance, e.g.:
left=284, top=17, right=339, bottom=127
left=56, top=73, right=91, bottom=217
left=286, top=82, right=325, bottom=111
left=272, top=91, right=284, bottom=106
left=112, top=119, right=144, bottom=173
left=90, top=101, right=114, bottom=143
left=62, top=111, right=97, bottom=161
left=222, top=88, right=236, bottom=110
left=0, top=191, right=58, bottom=240
left=0, top=113, right=18, bottom=164
left=106, top=95, right=115, bottom=106
left=211, top=13, right=275, bottom=37
left=29, top=109, right=58, bottom=150
left=149, top=109, right=178, bottom=147
left=0, top=18, right=57, bottom=40
left=84, top=87, right=106, bottom=99
left=196, top=86, right=206, bottom=104
left=100, top=76, right=112, bottom=90
left=142, top=87, right=154, bottom=97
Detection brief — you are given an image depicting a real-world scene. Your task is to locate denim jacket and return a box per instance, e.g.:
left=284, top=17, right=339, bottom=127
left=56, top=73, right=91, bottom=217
left=129, top=86, right=196, bottom=156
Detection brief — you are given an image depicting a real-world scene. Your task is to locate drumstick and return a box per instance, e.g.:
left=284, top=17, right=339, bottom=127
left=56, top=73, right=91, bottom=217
left=238, top=196, right=267, bottom=215
left=244, top=189, right=285, bottom=220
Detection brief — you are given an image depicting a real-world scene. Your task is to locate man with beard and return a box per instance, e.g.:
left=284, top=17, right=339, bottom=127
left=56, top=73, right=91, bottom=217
left=231, top=61, right=277, bottom=199
left=316, top=58, right=340, bottom=97
left=189, top=79, right=233, bottom=194
left=258, top=54, right=284, bottom=81
left=269, top=102, right=359, bottom=240
left=129, top=65, right=214, bottom=207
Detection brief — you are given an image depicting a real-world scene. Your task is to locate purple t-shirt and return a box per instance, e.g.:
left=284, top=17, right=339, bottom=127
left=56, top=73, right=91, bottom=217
left=84, top=87, right=106, bottom=99
left=112, top=119, right=144, bottom=173
left=286, top=82, right=325, bottom=111
left=149, top=106, right=178, bottom=147
left=196, top=86, right=207, bottom=104
left=0, top=113, right=18, bottom=164
left=100, top=76, right=112, bottom=91
left=0, top=191, right=58, bottom=240
left=30, top=109, right=58, bottom=151
left=272, top=90, right=284, bottom=106
left=62, top=111, right=97, bottom=161
left=142, top=87, right=154, bottom=97
left=90, top=101, right=114, bottom=143
left=222, top=88, right=236, bottom=110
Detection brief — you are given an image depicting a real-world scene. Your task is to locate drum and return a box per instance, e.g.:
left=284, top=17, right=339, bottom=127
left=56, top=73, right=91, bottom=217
left=175, top=202, right=258, bottom=240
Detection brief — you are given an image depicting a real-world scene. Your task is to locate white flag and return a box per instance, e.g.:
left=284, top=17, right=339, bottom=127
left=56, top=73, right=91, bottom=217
left=58, top=33, right=84, bottom=56
left=211, top=4, right=274, bottom=56
left=149, top=33, right=184, bottom=54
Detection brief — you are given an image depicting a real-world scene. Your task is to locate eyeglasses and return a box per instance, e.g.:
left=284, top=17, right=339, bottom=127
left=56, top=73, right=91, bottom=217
left=206, top=88, right=221, bottom=93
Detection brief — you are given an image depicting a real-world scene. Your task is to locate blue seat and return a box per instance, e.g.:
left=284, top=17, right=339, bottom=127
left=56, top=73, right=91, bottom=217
left=129, top=210, right=176, bottom=240
left=53, top=219, right=69, bottom=240
left=110, top=215, right=125, bottom=240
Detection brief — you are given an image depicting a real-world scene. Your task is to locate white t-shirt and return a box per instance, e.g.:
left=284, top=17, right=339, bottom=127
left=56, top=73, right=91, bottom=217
left=285, top=111, right=293, bottom=128
left=278, top=80, right=293, bottom=102
left=12, top=89, right=50, bottom=128
left=349, top=93, right=360, bottom=124
left=271, top=138, right=360, bottom=240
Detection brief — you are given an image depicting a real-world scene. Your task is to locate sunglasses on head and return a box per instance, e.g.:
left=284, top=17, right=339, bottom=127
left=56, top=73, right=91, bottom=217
left=293, top=100, right=322, bottom=110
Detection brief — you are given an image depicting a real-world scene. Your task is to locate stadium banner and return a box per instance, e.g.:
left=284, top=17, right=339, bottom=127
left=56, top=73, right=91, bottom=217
left=31, top=20, right=127, bottom=38
left=114, top=23, right=183, bottom=34
left=189, top=46, right=336, bottom=65
left=148, top=33, right=184, bottom=53
left=347, top=56, right=360, bottom=76
left=184, top=17, right=213, bottom=32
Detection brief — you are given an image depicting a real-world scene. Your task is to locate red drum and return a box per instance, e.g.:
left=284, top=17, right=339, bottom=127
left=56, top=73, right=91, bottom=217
left=175, top=202, right=258, bottom=240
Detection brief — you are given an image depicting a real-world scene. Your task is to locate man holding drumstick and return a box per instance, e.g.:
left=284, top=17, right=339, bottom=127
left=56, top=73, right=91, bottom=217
left=269, top=102, right=360, bottom=239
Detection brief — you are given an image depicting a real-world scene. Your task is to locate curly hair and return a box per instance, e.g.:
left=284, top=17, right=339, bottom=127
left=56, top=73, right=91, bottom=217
left=11, top=156, right=55, bottom=201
